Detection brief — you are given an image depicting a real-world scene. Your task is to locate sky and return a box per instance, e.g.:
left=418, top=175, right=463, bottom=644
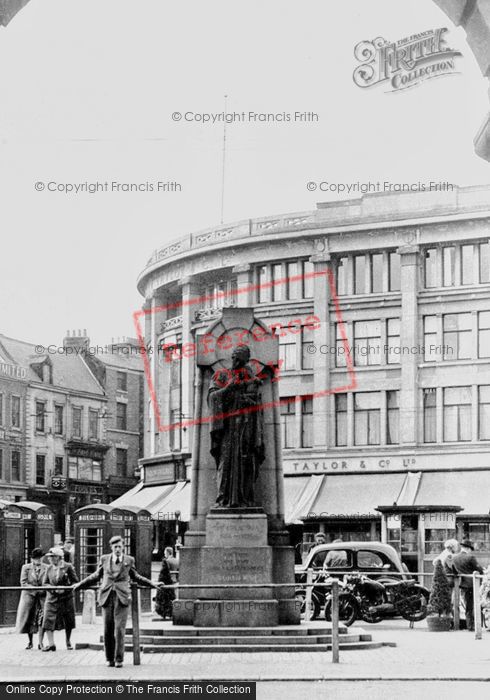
left=0, top=0, right=488, bottom=347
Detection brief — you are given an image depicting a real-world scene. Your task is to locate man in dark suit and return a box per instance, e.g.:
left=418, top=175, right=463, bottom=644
left=451, top=540, right=484, bottom=631
left=75, top=536, right=162, bottom=667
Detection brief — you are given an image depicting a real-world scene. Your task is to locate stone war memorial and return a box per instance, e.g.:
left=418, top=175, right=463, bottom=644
left=173, top=307, right=300, bottom=626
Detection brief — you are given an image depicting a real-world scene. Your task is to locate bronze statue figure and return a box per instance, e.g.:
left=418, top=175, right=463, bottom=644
left=207, top=345, right=265, bottom=507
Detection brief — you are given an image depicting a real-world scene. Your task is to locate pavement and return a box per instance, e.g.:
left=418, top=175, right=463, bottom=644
left=0, top=615, right=489, bottom=683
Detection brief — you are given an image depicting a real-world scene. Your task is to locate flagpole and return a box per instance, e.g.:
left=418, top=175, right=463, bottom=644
left=220, top=94, right=228, bottom=224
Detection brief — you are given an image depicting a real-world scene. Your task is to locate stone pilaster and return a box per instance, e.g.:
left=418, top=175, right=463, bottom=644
left=398, top=245, right=420, bottom=445
left=180, top=277, right=200, bottom=452
left=232, top=263, right=253, bottom=306
left=310, top=253, right=332, bottom=449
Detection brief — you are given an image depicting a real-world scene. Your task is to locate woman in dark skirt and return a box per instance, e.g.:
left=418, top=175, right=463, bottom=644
left=15, top=548, right=47, bottom=649
left=154, top=557, right=175, bottom=620
left=42, top=547, right=79, bottom=651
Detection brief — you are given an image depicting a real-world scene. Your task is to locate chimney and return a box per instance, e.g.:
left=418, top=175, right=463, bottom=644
left=63, top=328, right=90, bottom=351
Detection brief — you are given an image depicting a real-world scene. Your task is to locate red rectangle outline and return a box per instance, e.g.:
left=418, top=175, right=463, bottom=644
left=133, top=269, right=357, bottom=432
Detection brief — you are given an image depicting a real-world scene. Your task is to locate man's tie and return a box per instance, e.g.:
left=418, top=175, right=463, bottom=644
left=115, top=557, right=121, bottom=566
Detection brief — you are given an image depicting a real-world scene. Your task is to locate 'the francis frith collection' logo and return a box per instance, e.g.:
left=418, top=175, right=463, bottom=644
left=353, top=28, right=461, bottom=91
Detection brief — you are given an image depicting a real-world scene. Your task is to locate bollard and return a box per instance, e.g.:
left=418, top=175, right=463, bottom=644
left=81, top=589, right=96, bottom=625
left=331, top=578, right=340, bottom=664
left=305, top=569, right=313, bottom=623
left=473, top=574, right=482, bottom=640
left=131, top=585, right=141, bottom=665
left=453, top=577, right=460, bottom=630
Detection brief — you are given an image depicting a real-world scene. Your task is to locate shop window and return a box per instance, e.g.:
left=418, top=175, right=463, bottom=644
left=11, top=395, right=20, bottom=429
left=116, top=448, right=128, bottom=477
left=117, top=371, right=128, bottom=392
left=88, top=409, right=98, bottom=440
left=302, top=326, right=314, bottom=369
left=479, top=386, right=490, bottom=440
left=401, top=515, right=418, bottom=554
left=386, top=318, right=400, bottom=365
left=11, top=449, right=21, bottom=481
left=279, top=334, right=297, bottom=371
left=423, top=389, right=436, bottom=443
left=388, top=252, right=401, bottom=292
left=354, top=255, right=366, bottom=294
left=116, top=402, right=127, bottom=431
left=478, top=311, right=490, bottom=359
left=35, top=454, right=45, bottom=485
left=354, top=320, right=380, bottom=366
left=302, top=260, right=314, bottom=298
left=280, top=399, right=296, bottom=449
left=442, top=246, right=456, bottom=287
left=461, top=522, right=490, bottom=552
left=336, top=257, right=348, bottom=296
left=461, top=244, right=474, bottom=285
left=479, top=242, right=490, bottom=284
left=301, top=397, right=313, bottom=448
left=423, top=315, right=438, bottom=362
left=443, top=313, right=472, bottom=360
left=424, top=248, right=437, bottom=288
left=335, top=394, right=347, bottom=447
left=35, top=401, right=45, bottom=433
left=72, top=407, right=82, bottom=438
left=370, top=254, right=383, bottom=293
left=357, top=551, right=384, bottom=569
left=443, top=386, right=471, bottom=442
left=54, top=405, right=63, bottom=435
left=425, top=529, right=456, bottom=556
left=386, top=390, right=399, bottom=444
left=54, top=456, right=63, bottom=475
left=354, top=392, right=380, bottom=446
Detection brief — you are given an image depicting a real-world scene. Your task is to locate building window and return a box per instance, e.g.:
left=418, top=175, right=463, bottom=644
left=301, top=397, right=313, bottom=448
left=54, top=456, right=63, bottom=475
left=0, top=394, right=3, bottom=426
left=169, top=343, right=182, bottom=386
left=336, top=257, right=348, bottom=296
left=35, top=401, right=45, bottom=433
left=478, top=311, right=490, bottom=359
left=423, top=389, right=436, bottom=443
left=116, top=402, right=127, bottom=431
left=354, top=392, right=380, bottom=445
left=386, top=390, right=399, bottom=444
left=72, top=407, right=82, bottom=438
left=479, top=242, right=490, bottom=283
left=116, top=448, right=128, bottom=477
left=335, top=394, right=347, bottom=447
left=280, top=400, right=296, bottom=449
left=461, top=244, right=474, bottom=285
left=425, top=248, right=437, bottom=288
left=354, top=255, right=366, bottom=295
left=424, top=315, right=438, bottom=362
left=335, top=323, right=347, bottom=368
left=11, top=395, right=21, bottom=429
left=302, top=326, right=314, bottom=370
left=443, top=246, right=456, bottom=287
left=287, top=262, right=301, bottom=300
left=169, top=409, right=182, bottom=451
left=443, top=386, right=471, bottom=442
left=68, top=456, right=101, bottom=481
left=479, top=386, right=490, bottom=440
left=303, top=260, right=314, bottom=298
left=354, top=320, right=380, bottom=366
left=386, top=318, right=400, bottom=365
left=443, top=313, right=472, bottom=360
left=0, top=448, right=2, bottom=480
left=370, top=254, right=383, bottom=293
left=36, top=454, right=45, bottom=485
left=54, top=405, right=63, bottom=435
left=279, top=333, right=297, bottom=371
left=117, top=371, right=128, bottom=392
left=11, top=450, right=21, bottom=482
left=272, top=263, right=285, bottom=301
left=257, top=265, right=269, bottom=303
left=388, top=252, right=401, bottom=292
left=89, top=409, right=98, bottom=440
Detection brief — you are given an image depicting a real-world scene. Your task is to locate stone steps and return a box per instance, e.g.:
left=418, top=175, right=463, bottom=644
left=77, top=640, right=387, bottom=653
left=127, top=626, right=350, bottom=637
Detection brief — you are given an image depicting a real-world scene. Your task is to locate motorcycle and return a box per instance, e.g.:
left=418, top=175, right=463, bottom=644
left=324, top=573, right=429, bottom=626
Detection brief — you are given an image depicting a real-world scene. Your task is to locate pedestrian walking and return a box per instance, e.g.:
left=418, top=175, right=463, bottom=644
left=15, top=548, right=47, bottom=650
left=164, top=546, right=179, bottom=582
left=154, top=555, right=175, bottom=620
left=433, top=538, right=459, bottom=587
left=450, top=540, right=484, bottom=631
left=41, top=547, right=79, bottom=651
left=74, top=535, right=163, bottom=668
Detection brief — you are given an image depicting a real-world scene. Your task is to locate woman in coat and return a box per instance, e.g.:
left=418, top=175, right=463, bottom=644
left=15, top=547, right=47, bottom=649
left=41, top=547, right=79, bottom=651
left=154, top=556, right=175, bottom=620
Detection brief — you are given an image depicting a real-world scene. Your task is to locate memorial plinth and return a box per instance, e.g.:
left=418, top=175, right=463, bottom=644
left=173, top=308, right=300, bottom=627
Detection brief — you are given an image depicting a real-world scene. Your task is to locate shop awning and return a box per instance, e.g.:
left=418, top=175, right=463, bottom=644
left=110, top=483, right=176, bottom=512
left=284, top=475, right=325, bottom=524
left=154, top=481, right=190, bottom=521
left=306, top=472, right=407, bottom=518
left=411, top=470, right=490, bottom=516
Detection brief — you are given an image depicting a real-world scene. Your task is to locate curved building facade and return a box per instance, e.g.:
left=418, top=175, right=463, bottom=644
left=124, top=185, right=490, bottom=575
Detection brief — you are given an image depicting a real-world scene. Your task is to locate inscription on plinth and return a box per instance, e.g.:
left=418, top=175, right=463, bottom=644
left=206, top=513, right=268, bottom=547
